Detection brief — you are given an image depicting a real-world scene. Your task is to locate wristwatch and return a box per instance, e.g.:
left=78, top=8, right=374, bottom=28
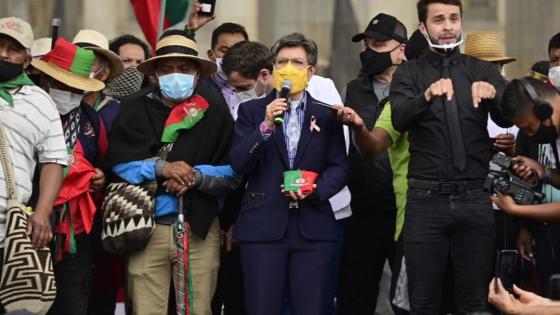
left=543, top=167, right=553, bottom=184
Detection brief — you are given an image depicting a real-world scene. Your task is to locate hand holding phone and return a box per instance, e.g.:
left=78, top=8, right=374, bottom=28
left=198, top=0, right=216, bottom=17
left=495, top=250, right=520, bottom=293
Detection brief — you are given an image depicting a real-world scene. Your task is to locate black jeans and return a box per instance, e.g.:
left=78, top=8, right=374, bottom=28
left=337, top=211, right=396, bottom=315
left=47, top=233, right=93, bottom=315
left=534, top=223, right=560, bottom=296
left=404, top=187, right=495, bottom=315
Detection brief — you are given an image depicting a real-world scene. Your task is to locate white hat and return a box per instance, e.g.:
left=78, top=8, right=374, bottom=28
left=0, top=17, right=33, bottom=49
left=72, top=29, right=124, bottom=78
left=31, top=37, right=52, bottom=59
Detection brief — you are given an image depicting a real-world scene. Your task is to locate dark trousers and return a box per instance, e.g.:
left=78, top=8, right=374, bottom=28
left=283, top=220, right=346, bottom=315
left=212, top=246, right=248, bottom=315
left=390, top=236, right=457, bottom=315
left=534, top=223, right=560, bottom=296
left=47, top=233, right=93, bottom=315
left=336, top=211, right=396, bottom=315
left=404, top=188, right=495, bottom=315
left=240, top=211, right=335, bottom=315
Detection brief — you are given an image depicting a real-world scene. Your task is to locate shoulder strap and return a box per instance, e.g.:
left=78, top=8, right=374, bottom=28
left=550, top=140, right=560, bottom=169
left=95, top=95, right=115, bottom=112
left=0, top=119, right=18, bottom=201
left=375, top=97, right=390, bottom=120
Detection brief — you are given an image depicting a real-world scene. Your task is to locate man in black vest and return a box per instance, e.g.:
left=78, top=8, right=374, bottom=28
left=336, top=13, right=407, bottom=315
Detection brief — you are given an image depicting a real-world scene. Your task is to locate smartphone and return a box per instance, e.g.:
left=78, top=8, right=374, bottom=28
left=198, top=0, right=216, bottom=16
left=548, top=274, right=560, bottom=300
left=247, top=192, right=265, bottom=207
left=495, top=250, right=519, bottom=293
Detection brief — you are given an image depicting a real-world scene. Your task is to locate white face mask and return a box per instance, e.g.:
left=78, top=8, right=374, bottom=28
left=549, top=66, right=560, bottom=89
left=236, top=89, right=257, bottom=103
left=235, top=77, right=267, bottom=103
left=49, top=88, right=83, bottom=115
left=421, top=26, right=464, bottom=53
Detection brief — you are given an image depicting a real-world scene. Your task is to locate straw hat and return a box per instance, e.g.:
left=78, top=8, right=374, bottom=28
left=72, top=29, right=124, bottom=79
left=31, top=38, right=105, bottom=92
left=464, top=32, right=516, bottom=64
left=137, top=34, right=216, bottom=79
left=31, top=37, right=52, bottom=59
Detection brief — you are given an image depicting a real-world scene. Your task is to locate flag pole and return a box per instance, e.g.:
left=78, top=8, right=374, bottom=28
left=158, top=0, right=168, bottom=40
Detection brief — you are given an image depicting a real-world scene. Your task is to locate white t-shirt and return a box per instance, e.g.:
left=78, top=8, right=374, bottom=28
left=0, top=85, right=67, bottom=246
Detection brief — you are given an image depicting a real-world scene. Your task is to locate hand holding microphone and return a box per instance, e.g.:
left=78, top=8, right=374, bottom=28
left=264, top=80, right=292, bottom=127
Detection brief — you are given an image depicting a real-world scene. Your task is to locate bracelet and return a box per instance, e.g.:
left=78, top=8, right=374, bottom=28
left=184, top=27, right=196, bottom=39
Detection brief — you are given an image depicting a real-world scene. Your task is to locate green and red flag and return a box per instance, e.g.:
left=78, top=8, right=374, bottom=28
left=283, top=170, right=319, bottom=194
left=162, top=95, right=209, bottom=143
left=131, top=0, right=191, bottom=50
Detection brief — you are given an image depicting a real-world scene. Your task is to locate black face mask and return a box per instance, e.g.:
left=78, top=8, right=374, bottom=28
left=529, top=119, right=559, bottom=144
left=0, top=59, right=24, bottom=83
left=359, top=47, right=395, bottom=78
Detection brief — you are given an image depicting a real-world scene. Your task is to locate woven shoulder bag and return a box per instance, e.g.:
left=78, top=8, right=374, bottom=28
left=101, top=143, right=172, bottom=255
left=0, top=118, right=56, bottom=315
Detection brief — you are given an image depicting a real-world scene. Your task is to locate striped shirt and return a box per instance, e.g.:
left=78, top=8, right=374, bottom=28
left=0, top=85, right=67, bottom=247
left=281, top=92, right=306, bottom=169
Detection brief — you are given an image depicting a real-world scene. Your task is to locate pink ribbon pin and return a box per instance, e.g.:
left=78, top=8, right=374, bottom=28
left=310, top=116, right=320, bottom=132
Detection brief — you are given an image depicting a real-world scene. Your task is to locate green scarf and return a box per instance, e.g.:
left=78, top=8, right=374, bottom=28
left=0, top=73, right=35, bottom=107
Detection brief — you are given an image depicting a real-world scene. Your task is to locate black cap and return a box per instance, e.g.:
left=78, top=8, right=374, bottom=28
left=352, top=13, right=407, bottom=43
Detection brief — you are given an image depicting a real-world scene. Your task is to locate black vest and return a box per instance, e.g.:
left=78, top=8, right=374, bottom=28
left=344, top=75, right=396, bottom=216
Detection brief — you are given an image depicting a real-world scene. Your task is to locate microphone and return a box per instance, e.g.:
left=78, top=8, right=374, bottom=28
left=274, top=80, right=292, bottom=125
left=51, top=18, right=61, bottom=49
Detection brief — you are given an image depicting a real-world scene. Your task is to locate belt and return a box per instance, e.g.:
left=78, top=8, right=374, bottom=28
left=408, top=179, right=485, bottom=195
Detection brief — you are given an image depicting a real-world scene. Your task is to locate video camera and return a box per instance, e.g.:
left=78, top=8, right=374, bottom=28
left=484, top=153, right=545, bottom=205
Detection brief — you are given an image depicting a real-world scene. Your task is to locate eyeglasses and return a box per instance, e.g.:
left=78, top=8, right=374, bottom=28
left=274, top=58, right=309, bottom=69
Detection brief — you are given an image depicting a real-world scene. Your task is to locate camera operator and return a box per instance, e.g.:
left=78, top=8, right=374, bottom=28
left=492, top=77, right=560, bottom=220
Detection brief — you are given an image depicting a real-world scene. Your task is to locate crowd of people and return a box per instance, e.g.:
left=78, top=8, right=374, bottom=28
left=1, top=0, right=560, bottom=314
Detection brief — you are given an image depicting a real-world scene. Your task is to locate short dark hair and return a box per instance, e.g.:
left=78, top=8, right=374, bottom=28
left=211, top=23, right=248, bottom=50
left=109, top=34, right=151, bottom=60
left=271, top=33, right=318, bottom=66
left=549, top=32, right=560, bottom=54
left=501, top=77, right=558, bottom=122
left=417, top=0, right=463, bottom=24
left=222, top=41, right=273, bottom=80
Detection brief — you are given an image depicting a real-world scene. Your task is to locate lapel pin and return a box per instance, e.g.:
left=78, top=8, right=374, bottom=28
left=310, top=116, right=321, bottom=133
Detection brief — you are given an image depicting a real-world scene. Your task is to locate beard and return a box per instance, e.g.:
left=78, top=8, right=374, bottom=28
left=423, top=29, right=463, bottom=54
left=427, top=31, right=461, bottom=46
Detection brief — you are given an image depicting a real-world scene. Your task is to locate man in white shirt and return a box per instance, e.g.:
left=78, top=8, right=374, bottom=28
left=0, top=17, right=66, bottom=255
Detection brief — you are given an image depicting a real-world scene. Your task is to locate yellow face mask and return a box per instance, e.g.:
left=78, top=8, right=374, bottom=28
left=273, top=62, right=309, bottom=94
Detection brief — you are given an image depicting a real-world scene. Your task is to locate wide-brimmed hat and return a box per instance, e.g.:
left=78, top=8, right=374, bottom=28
left=352, top=13, right=407, bottom=44
left=0, top=17, right=33, bottom=49
left=464, top=32, right=516, bottom=64
left=31, top=37, right=105, bottom=92
left=72, top=29, right=124, bottom=79
left=137, top=35, right=216, bottom=79
left=31, top=37, right=52, bottom=59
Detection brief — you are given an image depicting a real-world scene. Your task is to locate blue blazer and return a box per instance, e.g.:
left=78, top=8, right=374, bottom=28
left=230, top=91, right=348, bottom=242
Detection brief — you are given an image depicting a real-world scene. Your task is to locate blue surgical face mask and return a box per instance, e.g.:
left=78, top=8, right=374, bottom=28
left=158, top=73, right=196, bottom=102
